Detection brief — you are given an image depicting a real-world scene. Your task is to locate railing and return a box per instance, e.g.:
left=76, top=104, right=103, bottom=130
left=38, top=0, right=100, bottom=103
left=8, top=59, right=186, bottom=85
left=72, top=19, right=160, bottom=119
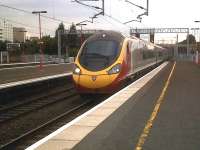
left=0, top=54, right=74, bottom=64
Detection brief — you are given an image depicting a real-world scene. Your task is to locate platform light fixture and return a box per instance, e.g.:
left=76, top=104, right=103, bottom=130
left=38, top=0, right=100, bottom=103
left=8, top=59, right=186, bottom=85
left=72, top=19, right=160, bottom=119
left=32, top=10, right=47, bottom=68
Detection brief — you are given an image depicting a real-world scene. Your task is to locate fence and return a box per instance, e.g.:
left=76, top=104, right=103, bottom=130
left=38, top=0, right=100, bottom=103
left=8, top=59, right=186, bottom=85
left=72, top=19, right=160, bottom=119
left=0, top=54, right=74, bottom=64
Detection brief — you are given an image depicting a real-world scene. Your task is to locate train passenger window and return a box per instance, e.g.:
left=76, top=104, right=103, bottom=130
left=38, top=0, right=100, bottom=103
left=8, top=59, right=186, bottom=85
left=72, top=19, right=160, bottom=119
left=143, top=50, right=155, bottom=59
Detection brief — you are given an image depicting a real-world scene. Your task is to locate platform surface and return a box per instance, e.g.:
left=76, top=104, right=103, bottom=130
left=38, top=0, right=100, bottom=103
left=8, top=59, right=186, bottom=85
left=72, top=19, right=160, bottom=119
left=0, top=63, right=73, bottom=85
left=27, top=61, right=200, bottom=150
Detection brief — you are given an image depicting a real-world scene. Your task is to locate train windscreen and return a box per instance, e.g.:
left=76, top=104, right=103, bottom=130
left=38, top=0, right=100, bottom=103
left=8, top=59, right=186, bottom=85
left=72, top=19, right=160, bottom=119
left=79, top=40, right=120, bottom=71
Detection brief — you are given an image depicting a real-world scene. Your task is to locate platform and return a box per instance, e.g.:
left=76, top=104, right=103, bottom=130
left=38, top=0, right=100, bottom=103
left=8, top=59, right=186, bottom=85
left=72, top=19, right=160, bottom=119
left=27, top=61, right=200, bottom=150
left=0, top=63, right=73, bottom=85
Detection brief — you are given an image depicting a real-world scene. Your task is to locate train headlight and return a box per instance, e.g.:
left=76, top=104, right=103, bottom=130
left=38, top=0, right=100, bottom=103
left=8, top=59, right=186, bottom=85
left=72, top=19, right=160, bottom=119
left=108, top=64, right=121, bottom=75
left=73, top=65, right=81, bottom=75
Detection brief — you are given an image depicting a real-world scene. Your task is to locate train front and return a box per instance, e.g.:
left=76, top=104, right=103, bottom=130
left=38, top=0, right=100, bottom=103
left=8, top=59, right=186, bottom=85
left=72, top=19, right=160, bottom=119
left=73, top=31, right=125, bottom=94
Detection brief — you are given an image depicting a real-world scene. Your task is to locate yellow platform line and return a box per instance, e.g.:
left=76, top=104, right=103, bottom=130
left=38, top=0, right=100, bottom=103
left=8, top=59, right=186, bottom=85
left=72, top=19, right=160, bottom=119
left=135, top=62, right=176, bottom=150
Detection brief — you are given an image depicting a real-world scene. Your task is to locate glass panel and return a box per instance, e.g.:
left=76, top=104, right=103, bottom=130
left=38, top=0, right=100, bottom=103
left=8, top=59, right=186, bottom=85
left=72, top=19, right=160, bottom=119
left=79, top=40, right=120, bottom=71
left=81, top=40, right=118, bottom=57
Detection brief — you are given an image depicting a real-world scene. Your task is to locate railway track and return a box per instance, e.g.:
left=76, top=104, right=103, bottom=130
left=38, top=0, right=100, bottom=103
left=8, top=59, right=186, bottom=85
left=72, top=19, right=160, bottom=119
left=0, top=85, right=76, bottom=123
left=0, top=97, right=100, bottom=150
left=0, top=63, right=162, bottom=150
left=0, top=74, right=106, bottom=150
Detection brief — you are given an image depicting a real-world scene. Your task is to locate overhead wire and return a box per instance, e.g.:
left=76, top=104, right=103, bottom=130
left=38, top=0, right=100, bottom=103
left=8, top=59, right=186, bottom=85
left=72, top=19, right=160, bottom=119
left=73, top=0, right=131, bottom=29
left=0, top=17, right=54, bottom=32
left=0, top=1, right=131, bottom=30
left=0, top=1, right=136, bottom=35
left=73, top=0, right=102, bottom=10
left=0, top=3, right=71, bottom=25
left=0, top=17, right=58, bottom=37
left=0, top=2, right=73, bottom=36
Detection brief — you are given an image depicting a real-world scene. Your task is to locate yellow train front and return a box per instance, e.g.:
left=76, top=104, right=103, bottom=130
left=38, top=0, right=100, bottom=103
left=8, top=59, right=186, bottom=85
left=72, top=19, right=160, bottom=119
left=73, top=30, right=169, bottom=94
left=73, top=31, right=128, bottom=94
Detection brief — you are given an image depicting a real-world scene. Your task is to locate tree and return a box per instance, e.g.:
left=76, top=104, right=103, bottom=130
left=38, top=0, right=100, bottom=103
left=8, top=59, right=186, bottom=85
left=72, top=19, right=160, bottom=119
left=42, top=35, right=57, bottom=55
left=179, top=34, right=196, bottom=44
left=55, top=22, right=66, bottom=55
left=23, top=39, right=39, bottom=54
left=68, top=23, right=78, bottom=48
left=0, top=40, right=7, bottom=51
left=55, top=22, right=65, bottom=39
left=178, top=34, right=197, bottom=54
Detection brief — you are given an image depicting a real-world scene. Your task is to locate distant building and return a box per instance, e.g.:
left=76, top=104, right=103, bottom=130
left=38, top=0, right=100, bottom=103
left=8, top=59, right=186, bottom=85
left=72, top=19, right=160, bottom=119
left=0, top=20, right=4, bottom=41
left=13, top=27, right=26, bottom=43
left=0, top=19, right=13, bottom=42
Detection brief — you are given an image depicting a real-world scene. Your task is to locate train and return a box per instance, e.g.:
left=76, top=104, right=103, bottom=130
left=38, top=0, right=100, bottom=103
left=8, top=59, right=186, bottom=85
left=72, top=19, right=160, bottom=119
left=72, top=30, right=169, bottom=94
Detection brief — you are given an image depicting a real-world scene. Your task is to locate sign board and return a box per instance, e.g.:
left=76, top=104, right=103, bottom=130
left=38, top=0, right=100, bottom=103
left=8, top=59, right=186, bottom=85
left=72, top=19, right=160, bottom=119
left=6, top=43, right=20, bottom=51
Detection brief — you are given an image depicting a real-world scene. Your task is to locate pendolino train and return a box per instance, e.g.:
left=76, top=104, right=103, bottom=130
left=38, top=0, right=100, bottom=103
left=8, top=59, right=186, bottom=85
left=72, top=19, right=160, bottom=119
left=73, top=31, right=169, bottom=94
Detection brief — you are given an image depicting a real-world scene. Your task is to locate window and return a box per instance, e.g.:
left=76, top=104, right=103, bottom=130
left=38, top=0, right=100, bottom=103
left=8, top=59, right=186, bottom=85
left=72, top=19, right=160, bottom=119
left=79, top=40, right=120, bottom=71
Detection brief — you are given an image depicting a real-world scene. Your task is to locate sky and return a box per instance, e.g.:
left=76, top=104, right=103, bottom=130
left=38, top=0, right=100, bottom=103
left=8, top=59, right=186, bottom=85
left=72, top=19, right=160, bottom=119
left=1, top=0, right=200, bottom=42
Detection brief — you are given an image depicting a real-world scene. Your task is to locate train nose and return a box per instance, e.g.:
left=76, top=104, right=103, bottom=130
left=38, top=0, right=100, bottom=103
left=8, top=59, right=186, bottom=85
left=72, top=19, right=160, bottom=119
left=73, top=74, right=118, bottom=89
left=91, top=75, right=97, bottom=81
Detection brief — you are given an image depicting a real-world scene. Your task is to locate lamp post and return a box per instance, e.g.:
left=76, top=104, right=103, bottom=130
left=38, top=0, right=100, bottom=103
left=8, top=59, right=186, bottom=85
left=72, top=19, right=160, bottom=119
left=32, top=11, right=47, bottom=68
left=194, top=21, right=200, bottom=63
left=194, top=21, right=200, bottom=44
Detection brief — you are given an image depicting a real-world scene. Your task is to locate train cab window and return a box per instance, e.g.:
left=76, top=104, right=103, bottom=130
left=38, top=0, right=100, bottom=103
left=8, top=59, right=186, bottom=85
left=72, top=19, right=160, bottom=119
left=81, top=40, right=118, bottom=57
left=79, top=40, right=120, bottom=71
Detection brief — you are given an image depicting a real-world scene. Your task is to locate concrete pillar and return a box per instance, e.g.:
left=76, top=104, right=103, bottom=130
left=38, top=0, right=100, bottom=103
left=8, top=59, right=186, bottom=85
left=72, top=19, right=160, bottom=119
left=174, top=34, right=178, bottom=59
left=187, top=32, right=190, bottom=57
left=7, top=52, right=9, bottom=63
left=57, top=30, right=62, bottom=63
left=0, top=52, right=2, bottom=64
left=65, top=46, right=69, bottom=62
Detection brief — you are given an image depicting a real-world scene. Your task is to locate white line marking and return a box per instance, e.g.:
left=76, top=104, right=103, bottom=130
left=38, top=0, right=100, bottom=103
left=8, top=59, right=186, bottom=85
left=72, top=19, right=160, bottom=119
left=26, top=62, right=168, bottom=150
left=0, top=63, right=72, bottom=71
left=0, top=73, right=72, bottom=90
left=0, top=62, right=40, bottom=66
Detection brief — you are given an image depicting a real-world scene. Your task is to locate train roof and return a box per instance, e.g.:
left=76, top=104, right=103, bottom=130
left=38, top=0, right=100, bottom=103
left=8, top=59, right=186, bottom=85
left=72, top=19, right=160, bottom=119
left=86, top=30, right=166, bottom=50
left=85, top=30, right=125, bottom=43
left=129, top=35, right=166, bottom=50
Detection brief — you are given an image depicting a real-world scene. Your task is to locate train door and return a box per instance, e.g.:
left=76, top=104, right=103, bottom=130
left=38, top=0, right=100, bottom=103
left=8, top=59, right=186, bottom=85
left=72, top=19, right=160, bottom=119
left=131, top=39, right=140, bottom=72
left=129, top=41, right=134, bottom=74
left=125, top=41, right=131, bottom=75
